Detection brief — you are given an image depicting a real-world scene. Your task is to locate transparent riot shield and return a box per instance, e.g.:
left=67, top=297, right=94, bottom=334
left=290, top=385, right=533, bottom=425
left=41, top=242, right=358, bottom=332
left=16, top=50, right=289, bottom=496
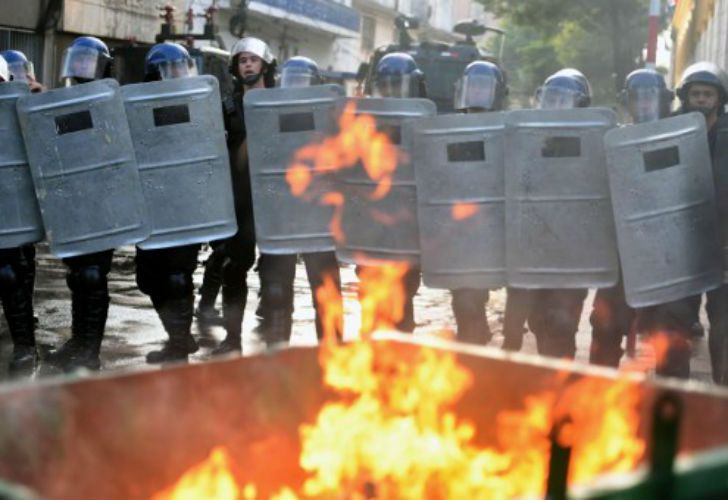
left=412, top=112, right=506, bottom=289
left=16, top=79, right=149, bottom=257
left=244, top=84, right=344, bottom=254
left=0, top=82, right=43, bottom=249
left=605, top=112, right=723, bottom=307
left=505, top=108, right=619, bottom=288
left=336, top=97, right=437, bottom=265
left=121, top=75, right=237, bottom=249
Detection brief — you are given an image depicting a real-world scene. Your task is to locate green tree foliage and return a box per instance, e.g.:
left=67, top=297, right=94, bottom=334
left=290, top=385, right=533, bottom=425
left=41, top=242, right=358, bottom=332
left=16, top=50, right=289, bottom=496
left=478, top=0, right=651, bottom=107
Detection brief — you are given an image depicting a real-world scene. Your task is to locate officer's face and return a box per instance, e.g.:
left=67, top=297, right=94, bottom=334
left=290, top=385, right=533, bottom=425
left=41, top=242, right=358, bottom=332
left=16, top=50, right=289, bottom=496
left=238, top=52, right=263, bottom=79
left=687, top=83, right=719, bottom=114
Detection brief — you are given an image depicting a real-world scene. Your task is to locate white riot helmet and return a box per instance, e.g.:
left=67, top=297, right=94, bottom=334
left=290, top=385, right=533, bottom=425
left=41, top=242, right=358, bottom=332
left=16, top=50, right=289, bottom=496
left=229, top=37, right=276, bottom=86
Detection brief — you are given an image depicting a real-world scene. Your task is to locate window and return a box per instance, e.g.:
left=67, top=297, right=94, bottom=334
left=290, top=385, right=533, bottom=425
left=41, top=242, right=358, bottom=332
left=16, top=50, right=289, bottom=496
left=361, top=15, right=376, bottom=51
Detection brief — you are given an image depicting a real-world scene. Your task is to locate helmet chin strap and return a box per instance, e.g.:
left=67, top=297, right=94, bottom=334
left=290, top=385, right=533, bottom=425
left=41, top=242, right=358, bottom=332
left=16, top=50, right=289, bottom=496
left=242, top=71, right=263, bottom=86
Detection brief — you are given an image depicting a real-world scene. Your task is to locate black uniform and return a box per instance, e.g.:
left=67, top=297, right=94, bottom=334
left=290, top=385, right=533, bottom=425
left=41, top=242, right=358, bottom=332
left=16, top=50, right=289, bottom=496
left=48, top=250, right=114, bottom=370
left=0, top=245, right=37, bottom=374
left=635, top=114, right=727, bottom=379
left=706, top=114, right=728, bottom=383
left=211, top=92, right=257, bottom=353
left=257, top=251, right=342, bottom=342
left=588, top=276, right=635, bottom=367
left=137, top=243, right=200, bottom=363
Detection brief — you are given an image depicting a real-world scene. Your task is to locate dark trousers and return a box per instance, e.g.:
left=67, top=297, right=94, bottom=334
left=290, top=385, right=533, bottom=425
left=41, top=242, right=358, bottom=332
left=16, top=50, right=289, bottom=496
left=258, top=251, right=342, bottom=341
left=502, top=287, right=534, bottom=350
left=528, top=289, right=588, bottom=359
left=589, top=281, right=635, bottom=368
left=637, top=295, right=700, bottom=379
left=62, top=249, right=114, bottom=351
left=451, top=288, right=491, bottom=344
left=706, top=284, right=728, bottom=384
left=0, top=245, right=36, bottom=349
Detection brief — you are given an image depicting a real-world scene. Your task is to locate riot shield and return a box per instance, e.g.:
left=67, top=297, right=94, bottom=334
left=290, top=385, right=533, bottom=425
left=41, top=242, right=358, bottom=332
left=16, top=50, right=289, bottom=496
left=605, top=112, right=723, bottom=307
left=0, top=82, right=43, bottom=249
left=505, top=108, right=619, bottom=288
left=412, top=112, right=506, bottom=289
left=16, top=79, right=149, bottom=258
left=243, top=84, right=344, bottom=254
left=713, top=115, right=728, bottom=283
left=121, top=75, right=237, bottom=249
left=337, top=97, right=437, bottom=265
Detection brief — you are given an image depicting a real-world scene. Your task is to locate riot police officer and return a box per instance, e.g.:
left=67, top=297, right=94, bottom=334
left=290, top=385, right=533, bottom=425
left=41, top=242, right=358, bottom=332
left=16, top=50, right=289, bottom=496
left=0, top=53, right=39, bottom=376
left=449, top=60, right=508, bottom=344
left=255, top=56, right=344, bottom=345
left=588, top=68, right=673, bottom=368
left=45, top=36, right=116, bottom=371
left=356, top=52, right=427, bottom=334
left=135, top=42, right=202, bottom=363
left=658, top=61, right=728, bottom=380
left=522, top=68, right=593, bottom=359
left=211, top=37, right=277, bottom=354
left=0, top=50, right=44, bottom=92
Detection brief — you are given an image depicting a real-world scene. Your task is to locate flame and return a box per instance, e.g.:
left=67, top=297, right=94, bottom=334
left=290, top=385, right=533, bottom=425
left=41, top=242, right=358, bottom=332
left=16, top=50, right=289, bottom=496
left=356, top=262, right=410, bottom=338
left=152, top=447, right=238, bottom=500
left=314, top=274, right=344, bottom=346
left=452, top=203, right=479, bottom=221
left=622, top=332, right=674, bottom=374
left=284, top=101, right=403, bottom=240
left=320, top=192, right=345, bottom=243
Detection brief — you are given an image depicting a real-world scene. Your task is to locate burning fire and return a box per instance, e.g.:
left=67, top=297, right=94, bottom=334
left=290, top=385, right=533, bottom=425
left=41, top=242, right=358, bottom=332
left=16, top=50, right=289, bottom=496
left=152, top=447, right=238, bottom=500
left=155, top=102, right=647, bottom=500
left=284, top=101, right=404, bottom=243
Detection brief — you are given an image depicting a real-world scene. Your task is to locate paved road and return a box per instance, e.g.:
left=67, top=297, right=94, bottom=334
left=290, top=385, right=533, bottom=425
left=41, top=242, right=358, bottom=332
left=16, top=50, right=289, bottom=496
left=0, top=245, right=715, bottom=385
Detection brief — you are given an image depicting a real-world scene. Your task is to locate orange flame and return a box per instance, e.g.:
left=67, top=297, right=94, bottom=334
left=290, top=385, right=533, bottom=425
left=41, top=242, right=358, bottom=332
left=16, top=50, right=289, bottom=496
left=452, top=203, right=479, bottom=221
left=314, top=274, right=344, bottom=346
left=356, top=262, right=410, bottom=338
left=285, top=101, right=402, bottom=214
left=152, top=447, right=238, bottom=500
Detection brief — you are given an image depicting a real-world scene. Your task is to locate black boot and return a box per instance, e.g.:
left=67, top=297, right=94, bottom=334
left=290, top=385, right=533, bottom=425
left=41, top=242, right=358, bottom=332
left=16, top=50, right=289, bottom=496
left=212, top=289, right=246, bottom=355
left=47, top=288, right=107, bottom=372
left=262, top=310, right=293, bottom=347
left=195, top=247, right=225, bottom=323
left=146, top=296, right=198, bottom=364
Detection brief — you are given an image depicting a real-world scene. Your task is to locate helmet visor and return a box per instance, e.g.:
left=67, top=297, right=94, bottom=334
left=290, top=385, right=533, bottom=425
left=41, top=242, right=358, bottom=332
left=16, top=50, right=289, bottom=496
left=158, top=59, right=198, bottom=80
left=538, top=86, right=583, bottom=110
left=454, top=74, right=498, bottom=111
left=374, top=74, right=414, bottom=98
left=60, top=46, right=107, bottom=81
left=7, top=60, right=34, bottom=82
left=279, top=67, right=316, bottom=88
left=627, top=87, right=662, bottom=123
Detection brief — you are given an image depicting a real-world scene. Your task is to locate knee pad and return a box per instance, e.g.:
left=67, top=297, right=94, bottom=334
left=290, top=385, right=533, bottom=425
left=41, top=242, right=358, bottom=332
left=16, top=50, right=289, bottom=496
left=166, top=271, right=193, bottom=299
left=67, top=265, right=106, bottom=293
left=0, top=264, right=19, bottom=293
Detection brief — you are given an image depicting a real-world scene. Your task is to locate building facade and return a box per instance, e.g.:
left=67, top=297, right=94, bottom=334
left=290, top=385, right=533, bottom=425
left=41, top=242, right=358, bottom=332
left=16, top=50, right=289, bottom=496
left=671, top=0, right=728, bottom=84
